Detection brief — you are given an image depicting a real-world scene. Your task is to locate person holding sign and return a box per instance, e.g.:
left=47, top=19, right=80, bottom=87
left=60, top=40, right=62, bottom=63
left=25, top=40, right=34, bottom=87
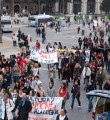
left=57, top=82, right=68, bottom=108
left=18, top=93, right=32, bottom=120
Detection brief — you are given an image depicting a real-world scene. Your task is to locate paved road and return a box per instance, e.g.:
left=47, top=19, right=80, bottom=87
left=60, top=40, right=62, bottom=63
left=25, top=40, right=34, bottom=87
left=2, top=23, right=109, bottom=120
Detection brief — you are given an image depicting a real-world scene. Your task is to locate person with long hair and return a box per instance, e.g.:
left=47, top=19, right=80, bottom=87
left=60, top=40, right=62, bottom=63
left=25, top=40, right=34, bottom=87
left=57, top=82, right=68, bottom=108
left=62, top=63, right=71, bottom=86
left=49, top=64, right=55, bottom=83
left=32, top=63, right=39, bottom=76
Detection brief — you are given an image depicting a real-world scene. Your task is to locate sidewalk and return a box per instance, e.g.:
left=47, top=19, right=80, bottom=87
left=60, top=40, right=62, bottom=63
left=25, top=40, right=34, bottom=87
left=0, top=36, right=20, bottom=57
left=0, top=36, right=46, bottom=57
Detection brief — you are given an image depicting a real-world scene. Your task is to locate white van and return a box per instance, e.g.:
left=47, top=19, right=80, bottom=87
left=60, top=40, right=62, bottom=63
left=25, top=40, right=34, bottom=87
left=87, top=90, right=110, bottom=120
left=28, top=14, right=55, bottom=27
left=1, top=16, right=13, bottom=32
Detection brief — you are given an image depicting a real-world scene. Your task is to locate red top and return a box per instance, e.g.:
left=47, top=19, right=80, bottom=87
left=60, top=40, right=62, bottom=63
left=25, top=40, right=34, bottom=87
left=20, top=59, right=27, bottom=75
left=16, top=56, right=22, bottom=64
left=58, top=87, right=68, bottom=99
left=36, top=42, right=40, bottom=49
left=96, top=54, right=103, bottom=58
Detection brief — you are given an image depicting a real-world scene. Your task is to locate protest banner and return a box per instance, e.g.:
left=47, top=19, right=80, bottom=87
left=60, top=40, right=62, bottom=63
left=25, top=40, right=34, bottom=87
left=57, top=49, right=90, bottom=61
left=0, top=93, right=63, bottom=120
left=11, top=93, right=18, bottom=103
left=30, top=48, right=58, bottom=64
left=28, top=97, right=63, bottom=120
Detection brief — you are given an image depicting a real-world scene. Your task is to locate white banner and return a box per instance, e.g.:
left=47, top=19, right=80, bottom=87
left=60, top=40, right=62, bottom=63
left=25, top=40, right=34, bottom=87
left=30, top=49, right=58, bottom=64
left=28, top=97, right=63, bottom=120
left=0, top=93, right=63, bottom=120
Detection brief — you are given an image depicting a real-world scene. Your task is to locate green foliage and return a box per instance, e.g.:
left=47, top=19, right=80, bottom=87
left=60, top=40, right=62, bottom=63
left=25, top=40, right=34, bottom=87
left=100, top=0, right=110, bottom=13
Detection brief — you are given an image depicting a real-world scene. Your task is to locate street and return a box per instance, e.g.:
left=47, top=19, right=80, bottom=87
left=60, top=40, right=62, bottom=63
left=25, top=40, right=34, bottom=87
left=2, top=22, right=109, bottom=120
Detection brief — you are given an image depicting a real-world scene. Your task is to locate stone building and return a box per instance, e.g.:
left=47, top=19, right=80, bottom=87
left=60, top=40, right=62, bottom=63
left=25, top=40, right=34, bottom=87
left=55, top=0, right=102, bottom=14
left=4, top=0, right=102, bottom=15
left=5, top=0, right=40, bottom=14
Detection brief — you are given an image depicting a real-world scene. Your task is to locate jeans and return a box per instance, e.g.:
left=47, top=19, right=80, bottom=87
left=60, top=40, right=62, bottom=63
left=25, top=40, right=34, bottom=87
left=54, top=63, right=58, bottom=70
left=58, top=68, right=62, bottom=79
left=85, top=77, right=89, bottom=89
left=47, top=64, right=50, bottom=70
left=13, top=76, right=19, bottom=83
left=71, top=95, right=81, bottom=108
left=88, top=96, right=94, bottom=111
left=42, top=37, right=46, bottom=43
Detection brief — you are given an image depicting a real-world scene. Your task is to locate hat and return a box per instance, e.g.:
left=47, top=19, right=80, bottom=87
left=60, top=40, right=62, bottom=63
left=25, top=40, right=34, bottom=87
left=6, top=66, right=9, bottom=70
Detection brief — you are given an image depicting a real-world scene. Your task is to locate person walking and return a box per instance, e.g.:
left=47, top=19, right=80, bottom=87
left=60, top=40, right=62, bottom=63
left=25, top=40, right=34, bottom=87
left=77, top=26, right=80, bottom=34
left=82, top=65, right=91, bottom=90
left=78, top=37, right=82, bottom=49
left=1, top=93, right=15, bottom=120
left=56, top=108, right=69, bottom=120
left=58, top=55, right=63, bottom=80
left=104, top=79, right=110, bottom=90
left=70, top=80, right=81, bottom=109
left=62, top=63, right=71, bottom=86
left=57, top=82, right=68, bottom=108
left=86, top=81, right=94, bottom=112
left=47, top=82, right=56, bottom=97
left=96, top=67, right=106, bottom=90
left=13, top=63, right=20, bottom=83
left=18, top=93, right=32, bottom=120
left=49, top=64, right=55, bottom=83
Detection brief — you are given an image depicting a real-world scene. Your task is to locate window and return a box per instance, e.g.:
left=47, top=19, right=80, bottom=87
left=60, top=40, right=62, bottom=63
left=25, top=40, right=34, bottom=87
left=6, top=5, right=8, bottom=10
left=28, top=17, right=35, bottom=21
left=34, top=6, right=37, bottom=10
left=1, top=21, right=11, bottom=25
left=25, top=6, right=27, bottom=10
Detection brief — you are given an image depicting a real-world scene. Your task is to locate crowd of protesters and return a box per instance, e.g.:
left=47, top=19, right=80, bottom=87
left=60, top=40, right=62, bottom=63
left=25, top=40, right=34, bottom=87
left=0, top=18, right=110, bottom=120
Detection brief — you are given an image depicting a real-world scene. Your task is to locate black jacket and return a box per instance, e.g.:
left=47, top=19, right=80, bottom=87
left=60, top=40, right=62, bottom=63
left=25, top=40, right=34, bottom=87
left=104, top=82, right=110, bottom=90
left=18, top=99, right=32, bottom=120
left=12, top=95, right=22, bottom=112
left=71, top=85, right=80, bottom=97
left=0, top=80, right=7, bottom=91
left=23, top=86, right=32, bottom=95
left=86, top=85, right=94, bottom=93
left=56, top=114, right=69, bottom=120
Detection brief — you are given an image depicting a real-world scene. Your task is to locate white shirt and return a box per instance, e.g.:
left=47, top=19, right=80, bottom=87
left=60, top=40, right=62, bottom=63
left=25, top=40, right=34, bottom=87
left=59, top=115, right=66, bottom=120
left=31, top=80, right=42, bottom=91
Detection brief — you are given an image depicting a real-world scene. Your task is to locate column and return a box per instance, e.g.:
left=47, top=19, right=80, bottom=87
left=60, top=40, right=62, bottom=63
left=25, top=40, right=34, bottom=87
left=95, top=0, right=101, bottom=14
left=55, top=1, right=59, bottom=13
left=82, top=0, right=87, bottom=14
left=67, top=2, right=73, bottom=14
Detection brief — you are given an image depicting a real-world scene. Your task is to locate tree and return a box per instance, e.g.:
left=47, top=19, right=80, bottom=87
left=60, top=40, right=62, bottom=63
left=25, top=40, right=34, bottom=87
left=100, top=0, right=110, bottom=13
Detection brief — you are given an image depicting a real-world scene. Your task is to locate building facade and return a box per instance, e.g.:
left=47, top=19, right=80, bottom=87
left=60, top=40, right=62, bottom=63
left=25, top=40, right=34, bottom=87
left=55, top=0, right=102, bottom=14
left=5, top=0, right=41, bottom=14
left=5, top=0, right=102, bottom=15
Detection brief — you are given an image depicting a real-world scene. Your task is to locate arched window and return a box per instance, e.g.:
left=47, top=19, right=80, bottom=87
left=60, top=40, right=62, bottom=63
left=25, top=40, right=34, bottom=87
left=87, top=0, right=95, bottom=14
left=73, top=0, right=81, bottom=14
left=6, top=5, right=8, bottom=10
left=25, top=6, right=27, bottom=10
left=34, top=6, right=37, bottom=10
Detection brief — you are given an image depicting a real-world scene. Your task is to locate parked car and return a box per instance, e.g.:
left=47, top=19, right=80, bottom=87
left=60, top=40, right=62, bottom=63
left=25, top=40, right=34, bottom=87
left=87, top=90, right=110, bottom=120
